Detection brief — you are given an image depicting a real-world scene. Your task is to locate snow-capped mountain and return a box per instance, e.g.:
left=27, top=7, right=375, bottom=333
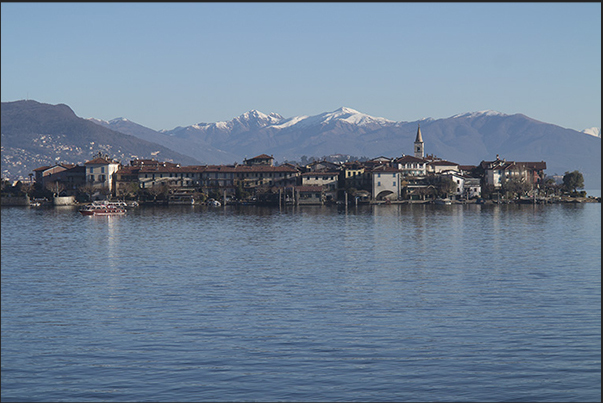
left=582, top=127, right=601, bottom=138
left=450, top=110, right=509, bottom=119
left=165, top=110, right=285, bottom=139
left=88, top=107, right=601, bottom=189
left=270, top=107, right=395, bottom=129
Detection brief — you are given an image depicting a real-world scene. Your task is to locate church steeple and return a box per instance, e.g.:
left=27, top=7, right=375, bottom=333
left=414, top=124, right=424, bottom=158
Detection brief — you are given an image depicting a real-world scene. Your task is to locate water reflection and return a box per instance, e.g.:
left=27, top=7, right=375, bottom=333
left=2, top=203, right=600, bottom=402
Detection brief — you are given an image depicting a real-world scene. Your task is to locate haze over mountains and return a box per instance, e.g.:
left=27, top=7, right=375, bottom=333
left=1, top=100, right=600, bottom=189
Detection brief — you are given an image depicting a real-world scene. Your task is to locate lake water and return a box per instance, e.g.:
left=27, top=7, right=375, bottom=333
left=1, top=203, right=600, bottom=402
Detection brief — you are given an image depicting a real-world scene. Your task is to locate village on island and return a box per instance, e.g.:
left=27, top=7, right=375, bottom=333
left=2, top=125, right=597, bottom=208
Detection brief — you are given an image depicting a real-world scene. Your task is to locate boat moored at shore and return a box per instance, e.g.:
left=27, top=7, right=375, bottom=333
left=79, top=200, right=127, bottom=216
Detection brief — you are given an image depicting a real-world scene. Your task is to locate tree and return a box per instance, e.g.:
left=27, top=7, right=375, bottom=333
left=437, top=177, right=457, bottom=199
left=79, top=183, right=96, bottom=202
left=542, top=177, right=559, bottom=197
left=146, top=183, right=168, bottom=202
left=235, top=182, right=251, bottom=201
left=502, top=177, right=531, bottom=199
left=95, top=186, right=111, bottom=200
left=45, top=181, right=66, bottom=197
left=562, top=170, right=584, bottom=193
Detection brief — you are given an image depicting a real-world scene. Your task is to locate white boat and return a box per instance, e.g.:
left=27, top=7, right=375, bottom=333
left=206, top=199, right=221, bottom=207
left=79, top=201, right=127, bottom=216
left=434, top=198, right=452, bottom=205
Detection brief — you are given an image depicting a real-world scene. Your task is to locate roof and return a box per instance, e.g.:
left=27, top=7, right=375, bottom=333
left=130, top=164, right=299, bottom=174
left=301, top=171, right=339, bottom=177
left=85, top=157, right=118, bottom=165
left=428, top=160, right=459, bottom=166
left=395, top=155, right=426, bottom=163
left=370, top=165, right=400, bottom=173
left=369, top=156, right=392, bottom=162
left=415, top=124, right=423, bottom=143
left=247, top=154, right=273, bottom=160
left=481, top=159, right=546, bottom=171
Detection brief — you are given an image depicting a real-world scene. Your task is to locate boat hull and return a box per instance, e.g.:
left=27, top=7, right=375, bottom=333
left=79, top=209, right=126, bottom=216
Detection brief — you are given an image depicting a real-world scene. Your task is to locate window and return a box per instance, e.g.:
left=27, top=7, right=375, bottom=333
left=101, top=167, right=105, bottom=173
left=393, top=182, right=396, bottom=186
left=378, top=182, right=381, bottom=186
left=89, top=167, right=94, bottom=173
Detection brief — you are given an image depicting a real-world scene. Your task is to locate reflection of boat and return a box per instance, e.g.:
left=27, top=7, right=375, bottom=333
left=79, top=201, right=127, bottom=216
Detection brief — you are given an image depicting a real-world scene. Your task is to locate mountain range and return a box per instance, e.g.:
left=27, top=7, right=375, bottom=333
left=90, top=106, right=601, bottom=189
left=1, top=100, right=600, bottom=189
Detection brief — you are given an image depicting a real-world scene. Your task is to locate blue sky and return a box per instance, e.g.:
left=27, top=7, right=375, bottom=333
left=1, top=3, right=600, bottom=132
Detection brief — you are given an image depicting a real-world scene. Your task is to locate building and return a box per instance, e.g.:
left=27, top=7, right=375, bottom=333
left=294, top=185, right=325, bottom=205
left=339, top=161, right=368, bottom=191
left=305, top=160, right=341, bottom=172
left=393, top=155, right=427, bottom=177
left=480, top=156, right=547, bottom=191
left=33, top=163, right=86, bottom=194
left=370, top=165, right=401, bottom=201
left=244, top=154, right=274, bottom=166
left=440, top=171, right=482, bottom=199
left=85, top=152, right=121, bottom=193
left=300, top=171, right=339, bottom=201
left=426, top=159, right=460, bottom=174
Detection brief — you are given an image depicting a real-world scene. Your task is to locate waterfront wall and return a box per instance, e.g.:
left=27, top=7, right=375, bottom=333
left=1, top=196, right=29, bottom=206
left=53, top=196, right=76, bottom=206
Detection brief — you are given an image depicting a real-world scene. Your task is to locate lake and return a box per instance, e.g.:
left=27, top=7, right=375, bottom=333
left=1, top=203, right=600, bottom=402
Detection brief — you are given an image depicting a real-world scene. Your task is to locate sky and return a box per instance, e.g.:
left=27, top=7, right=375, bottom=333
left=1, top=2, right=601, bottom=132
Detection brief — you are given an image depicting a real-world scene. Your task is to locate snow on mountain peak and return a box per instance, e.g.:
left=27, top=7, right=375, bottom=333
left=322, top=107, right=395, bottom=126
left=236, top=109, right=283, bottom=125
left=87, top=117, right=108, bottom=124
left=582, top=127, right=601, bottom=138
left=334, top=107, right=360, bottom=115
left=452, top=110, right=507, bottom=119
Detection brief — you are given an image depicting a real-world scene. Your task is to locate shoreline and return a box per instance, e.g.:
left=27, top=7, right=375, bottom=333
left=2, top=196, right=600, bottom=208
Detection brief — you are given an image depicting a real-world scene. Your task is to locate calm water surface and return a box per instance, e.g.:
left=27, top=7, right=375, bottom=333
left=2, top=203, right=600, bottom=402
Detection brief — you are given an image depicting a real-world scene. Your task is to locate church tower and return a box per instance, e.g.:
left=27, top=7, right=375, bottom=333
left=414, top=124, right=424, bottom=158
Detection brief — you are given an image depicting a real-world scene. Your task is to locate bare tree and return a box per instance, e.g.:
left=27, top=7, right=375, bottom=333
left=79, top=183, right=96, bottom=202
left=45, top=181, right=66, bottom=197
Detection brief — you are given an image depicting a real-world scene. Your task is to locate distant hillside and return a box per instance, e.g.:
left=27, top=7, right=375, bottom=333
left=93, top=107, right=601, bottom=189
left=89, top=117, right=239, bottom=165
left=1, top=100, right=201, bottom=180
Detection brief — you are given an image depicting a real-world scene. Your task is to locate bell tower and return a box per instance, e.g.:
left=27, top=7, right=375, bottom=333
left=414, top=124, right=424, bottom=158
